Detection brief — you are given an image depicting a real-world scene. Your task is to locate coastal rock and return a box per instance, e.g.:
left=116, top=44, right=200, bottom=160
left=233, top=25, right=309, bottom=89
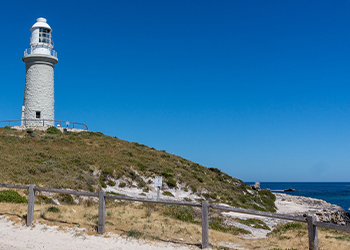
left=316, top=210, right=350, bottom=225
left=284, top=188, right=295, bottom=192
left=275, top=193, right=350, bottom=225
left=251, top=182, right=261, bottom=191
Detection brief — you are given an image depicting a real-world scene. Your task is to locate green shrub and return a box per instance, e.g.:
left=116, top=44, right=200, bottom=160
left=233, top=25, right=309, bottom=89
left=46, top=126, right=62, bottom=134
left=122, top=150, right=133, bottom=157
left=197, top=177, right=204, bottom=183
left=208, top=167, right=221, bottom=174
left=99, top=180, right=107, bottom=188
left=166, top=178, right=177, bottom=188
left=0, top=190, right=27, bottom=203
left=209, top=222, right=250, bottom=235
left=87, top=183, right=94, bottom=192
left=119, top=182, right=126, bottom=188
left=162, top=191, right=174, bottom=197
left=268, top=223, right=304, bottom=236
left=36, top=195, right=54, bottom=204
left=108, top=180, right=116, bottom=186
left=47, top=206, right=60, bottom=213
left=252, top=204, right=265, bottom=211
left=126, top=229, right=143, bottom=238
left=161, top=171, right=174, bottom=178
left=101, top=169, right=114, bottom=179
left=137, top=180, right=146, bottom=188
left=57, top=194, right=75, bottom=205
left=203, top=193, right=217, bottom=200
left=107, top=191, right=124, bottom=196
left=4, top=126, right=15, bottom=130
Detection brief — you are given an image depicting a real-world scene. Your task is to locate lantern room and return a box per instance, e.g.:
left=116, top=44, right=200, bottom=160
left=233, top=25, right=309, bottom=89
left=29, top=17, right=54, bottom=55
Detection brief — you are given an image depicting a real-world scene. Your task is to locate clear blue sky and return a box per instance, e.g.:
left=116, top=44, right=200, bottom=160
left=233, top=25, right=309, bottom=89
left=1, top=0, right=350, bottom=182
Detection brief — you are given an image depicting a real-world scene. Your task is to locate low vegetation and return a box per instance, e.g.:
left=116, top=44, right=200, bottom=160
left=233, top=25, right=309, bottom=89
left=0, top=127, right=276, bottom=212
left=0, top=190, right=27, bottom=203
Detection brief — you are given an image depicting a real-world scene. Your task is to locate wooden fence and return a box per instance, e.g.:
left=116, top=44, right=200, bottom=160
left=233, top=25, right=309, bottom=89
left=1, top=183, right=350, bottom=249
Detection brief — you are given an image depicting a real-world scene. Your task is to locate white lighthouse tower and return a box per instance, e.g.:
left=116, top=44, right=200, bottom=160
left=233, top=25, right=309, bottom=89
left=21, top=17, right=58, bottom=127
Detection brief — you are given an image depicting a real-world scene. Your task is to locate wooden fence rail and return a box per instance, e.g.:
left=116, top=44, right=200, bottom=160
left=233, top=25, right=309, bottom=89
left=1, top=183, right=350, bottom=250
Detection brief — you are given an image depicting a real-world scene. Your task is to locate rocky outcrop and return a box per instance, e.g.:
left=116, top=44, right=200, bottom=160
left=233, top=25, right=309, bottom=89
left=316, top=209, right=350, bottom=225
left=275, top=193, right=350, bottom=225
left=251, top=182, right=261, bottom=191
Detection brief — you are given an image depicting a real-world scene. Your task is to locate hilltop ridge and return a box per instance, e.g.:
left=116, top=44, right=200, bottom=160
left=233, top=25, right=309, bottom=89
left=0, top=126, right=276, bottom=212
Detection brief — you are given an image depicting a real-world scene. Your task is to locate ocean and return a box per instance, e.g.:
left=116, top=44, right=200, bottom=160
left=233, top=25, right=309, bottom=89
left=246, top=182, right=350, bottom=211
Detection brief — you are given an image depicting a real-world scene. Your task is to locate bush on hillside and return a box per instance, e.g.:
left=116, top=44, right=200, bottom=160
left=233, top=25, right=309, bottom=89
left=36, top=195, right=54, bottom=204
left=47, top=206, right=60, bottom=213
left=162, top=191, right=174, bottom=197
left=166, top=178, right=177, bottom=188
left=0, top=190, right=27, bottom=203
left=4, top=126, right=15, bottom=130
left=46, top=126, right=62, bottom=134
left=99, top=180, right=107, bottom=188
left=57, top=194, right=75, bottom=205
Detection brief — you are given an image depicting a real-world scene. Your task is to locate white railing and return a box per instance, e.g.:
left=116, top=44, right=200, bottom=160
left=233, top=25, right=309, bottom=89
left=24, top=48, right=57, bottom=58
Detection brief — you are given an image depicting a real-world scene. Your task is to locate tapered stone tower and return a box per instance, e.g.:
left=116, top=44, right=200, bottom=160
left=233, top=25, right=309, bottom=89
left=21, top=17, right=58, bottom=127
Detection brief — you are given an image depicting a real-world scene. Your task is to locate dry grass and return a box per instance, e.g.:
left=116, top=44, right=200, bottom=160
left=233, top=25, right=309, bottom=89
left=1, top=200, right=350, bottom=250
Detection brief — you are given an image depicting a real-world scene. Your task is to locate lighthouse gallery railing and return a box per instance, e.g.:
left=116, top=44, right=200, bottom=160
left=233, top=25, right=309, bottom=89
left=0, top=119, right=88, bottom=130
left=24, top=48, right=57, bottom=57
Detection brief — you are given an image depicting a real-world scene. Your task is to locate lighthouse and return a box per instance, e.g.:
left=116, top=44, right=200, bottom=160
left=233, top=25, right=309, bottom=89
left=21, top=17, right=58, bottom=127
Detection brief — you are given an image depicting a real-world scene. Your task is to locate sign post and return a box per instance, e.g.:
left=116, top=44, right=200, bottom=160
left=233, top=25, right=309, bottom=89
left=154, top=176, right=162, bottom=200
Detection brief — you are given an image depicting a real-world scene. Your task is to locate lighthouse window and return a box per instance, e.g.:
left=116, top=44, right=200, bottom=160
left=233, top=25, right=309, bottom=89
left=39, top=38, right=50, bottom=43
left=39, top=28, right=51, bottom=44
left=39, top=33, right=50, bottom=38
left=36, top=111, right=41, bottom=119
left=39, top=28, right=50, bottom=33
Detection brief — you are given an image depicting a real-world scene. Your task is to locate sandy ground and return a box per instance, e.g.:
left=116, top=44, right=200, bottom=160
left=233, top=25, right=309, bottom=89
left=0, top=216, right=195, bottom=250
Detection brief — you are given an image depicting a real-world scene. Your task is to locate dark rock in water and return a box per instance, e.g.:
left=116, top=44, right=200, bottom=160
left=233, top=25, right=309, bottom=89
left=284, top=188, right=295, bottom=192
left=251, top=182, right=261, bottom=191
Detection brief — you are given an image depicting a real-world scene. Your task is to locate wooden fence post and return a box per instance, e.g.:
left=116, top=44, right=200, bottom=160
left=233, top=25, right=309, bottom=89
left=201, top=200, right=209, bottom=249
left=307, top=215, right=318, bottom=250
left=98, top=191, right=106, bottom=234
left=26, top=184, right=35, bottom=227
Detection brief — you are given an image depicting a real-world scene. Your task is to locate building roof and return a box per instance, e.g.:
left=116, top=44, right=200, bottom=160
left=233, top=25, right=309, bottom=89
left=30, top=17, right=52, bottom=31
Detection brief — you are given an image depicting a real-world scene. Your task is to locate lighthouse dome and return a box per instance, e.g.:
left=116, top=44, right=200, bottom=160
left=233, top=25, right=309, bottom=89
left=31, top=17, right=52, bottom=31
left=26, top=17, right=55, bottom=56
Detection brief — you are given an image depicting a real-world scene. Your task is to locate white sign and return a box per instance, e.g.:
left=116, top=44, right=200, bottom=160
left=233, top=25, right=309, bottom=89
left=154, top=176, right=162, bottom=187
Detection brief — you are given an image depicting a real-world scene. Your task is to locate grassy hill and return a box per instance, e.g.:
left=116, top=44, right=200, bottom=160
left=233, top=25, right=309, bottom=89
left=0, top=126, right=276, bottom=212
